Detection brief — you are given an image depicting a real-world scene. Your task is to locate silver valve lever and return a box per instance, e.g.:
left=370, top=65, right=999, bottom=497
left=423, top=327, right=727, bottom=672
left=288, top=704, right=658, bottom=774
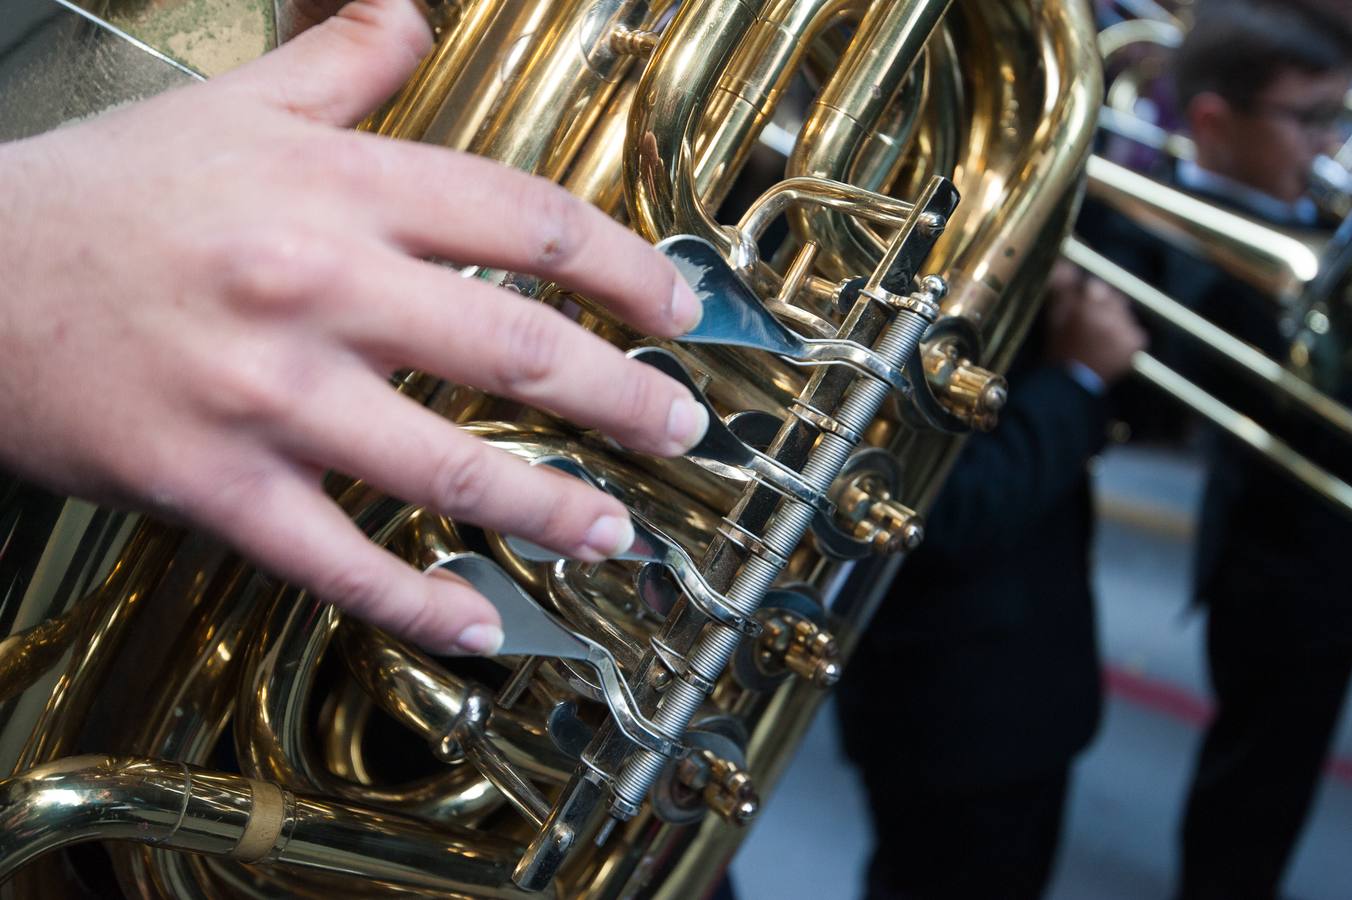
left=503, top=457, right=761, bottom=636
left=657, top=234, right=910, bottom=395
left=629, top=348, right=828, bottom=516
left=427, top=553, right=680, bottom=758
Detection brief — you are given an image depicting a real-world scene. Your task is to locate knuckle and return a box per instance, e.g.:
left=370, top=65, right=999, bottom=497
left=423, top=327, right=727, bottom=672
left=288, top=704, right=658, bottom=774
left=427, top=445, right=491, bottom=517
left=316, top=136, right=385, bottom=195
left=613, top=369, right=662, bottom=435
left=213, top=226, right=342, bottom=315
left=518, top=181, right=587, bottom=272
left=491, top=305, right=566, bottom=395
left=316, top=562, right=386, bottom=617
left=391, top=583, right=445, bottom=644
left=185, top=461, right=277, bottom=532
left=211, top=357, right=296, bottom=423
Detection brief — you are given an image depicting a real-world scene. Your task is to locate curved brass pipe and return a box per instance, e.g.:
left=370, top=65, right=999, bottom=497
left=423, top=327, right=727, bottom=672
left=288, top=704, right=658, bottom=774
left=0, top=755, right=545, bottom=898
left=337, top=621, right=577, bottom=781
left=692, top=0, right=865, bottom=213
left=625, top=0, right=762, bottom=250
left=1098, top=16, right=1182, bottom=64
left=786, top=0, right=953, bottom=275
left=886, top=0, right=1095, bottom=374
left=234, top=496, right=502, bottom=825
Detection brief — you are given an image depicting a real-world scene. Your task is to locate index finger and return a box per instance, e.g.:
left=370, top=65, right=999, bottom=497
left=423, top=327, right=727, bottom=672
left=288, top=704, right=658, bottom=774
left=347, top=135, right=703, bottom=338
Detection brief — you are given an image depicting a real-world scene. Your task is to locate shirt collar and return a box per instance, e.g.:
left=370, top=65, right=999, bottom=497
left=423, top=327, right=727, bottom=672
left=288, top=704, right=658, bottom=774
left=1176, top=159, right=1319, bottom=227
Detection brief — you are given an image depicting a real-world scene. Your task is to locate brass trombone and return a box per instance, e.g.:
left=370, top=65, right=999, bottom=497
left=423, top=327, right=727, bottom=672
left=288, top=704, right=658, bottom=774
left=1069, top=157, right=1352, bottom=518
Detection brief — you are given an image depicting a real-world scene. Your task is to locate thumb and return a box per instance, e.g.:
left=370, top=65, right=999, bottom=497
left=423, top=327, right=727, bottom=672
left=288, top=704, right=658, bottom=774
left=219, top=0, right=432, bottom=127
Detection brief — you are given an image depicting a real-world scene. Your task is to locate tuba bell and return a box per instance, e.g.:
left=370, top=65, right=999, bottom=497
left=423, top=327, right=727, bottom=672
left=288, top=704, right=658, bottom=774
left=0, top=0, right=1101, bottom=896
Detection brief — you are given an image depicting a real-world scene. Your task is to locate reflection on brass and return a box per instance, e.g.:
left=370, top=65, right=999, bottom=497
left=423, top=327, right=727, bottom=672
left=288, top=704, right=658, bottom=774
left=0, top=0, right=1103, bottom=895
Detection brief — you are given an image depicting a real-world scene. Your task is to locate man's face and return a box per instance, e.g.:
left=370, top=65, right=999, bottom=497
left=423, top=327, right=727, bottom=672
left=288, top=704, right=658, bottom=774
left=1209, top=67, right=1351, bottom=203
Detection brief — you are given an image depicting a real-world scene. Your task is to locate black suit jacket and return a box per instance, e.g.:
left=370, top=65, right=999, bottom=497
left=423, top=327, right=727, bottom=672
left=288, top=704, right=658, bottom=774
left=839, top=362, right=1108, bottom=790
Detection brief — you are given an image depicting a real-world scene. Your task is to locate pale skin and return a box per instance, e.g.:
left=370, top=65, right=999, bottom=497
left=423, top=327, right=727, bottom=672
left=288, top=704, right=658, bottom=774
left=0, top=0, right=712, bottom=656
left=1189, top=68, right=1352, bottom=204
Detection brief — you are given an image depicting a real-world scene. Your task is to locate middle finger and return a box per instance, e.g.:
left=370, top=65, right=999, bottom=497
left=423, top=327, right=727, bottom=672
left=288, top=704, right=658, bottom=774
left=333, top=248, right=709, bottom=458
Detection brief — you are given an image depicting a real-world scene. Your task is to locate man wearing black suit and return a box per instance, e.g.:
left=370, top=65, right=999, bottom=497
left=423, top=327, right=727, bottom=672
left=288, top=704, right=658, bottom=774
left=837, top=264, right=1146, bottom=900
left=1148, top=4, right=1352, bottom=898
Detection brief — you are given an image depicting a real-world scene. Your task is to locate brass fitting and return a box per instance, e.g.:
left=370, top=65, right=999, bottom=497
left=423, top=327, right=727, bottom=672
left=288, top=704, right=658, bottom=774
left=923, top=341, right=1007, bottom=431
left=835, top=474, right=925, bottom=554
left=758, top=613, right=842, bottom=688
left=609, top=27, right=660, bottom=58
left=676, top=750, right=760, bottom=826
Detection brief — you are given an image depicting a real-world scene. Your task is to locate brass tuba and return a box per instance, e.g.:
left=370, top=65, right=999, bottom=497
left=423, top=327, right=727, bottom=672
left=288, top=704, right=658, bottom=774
left=0, top=0, right=1100, bottom=896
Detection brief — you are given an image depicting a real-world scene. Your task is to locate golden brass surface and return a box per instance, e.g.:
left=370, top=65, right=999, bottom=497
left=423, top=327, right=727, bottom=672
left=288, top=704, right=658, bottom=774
left=0, top=0, right=1104, bottom=895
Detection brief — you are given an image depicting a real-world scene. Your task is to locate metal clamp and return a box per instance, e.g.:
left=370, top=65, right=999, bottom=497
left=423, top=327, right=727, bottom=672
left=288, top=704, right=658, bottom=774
left=717, top=517, right=789, bottom=568
left=788, top=398, right=863, bottom=443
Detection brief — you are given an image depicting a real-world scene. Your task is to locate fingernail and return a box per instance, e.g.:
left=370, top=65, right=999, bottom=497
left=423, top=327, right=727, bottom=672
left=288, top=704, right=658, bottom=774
left=582, top=514, right=635, bottom=559
left=669, top=280, right=703, bottom=333
left=666, top=395, right=709, bottom=452
left=451, top=623, right=504, bottom=656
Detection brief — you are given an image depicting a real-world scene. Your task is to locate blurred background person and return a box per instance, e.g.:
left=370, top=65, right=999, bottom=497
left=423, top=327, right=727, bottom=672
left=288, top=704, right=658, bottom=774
left=1150, top=4, right=1352, bottom=898
left=836, top=265, right=1147, bottom=900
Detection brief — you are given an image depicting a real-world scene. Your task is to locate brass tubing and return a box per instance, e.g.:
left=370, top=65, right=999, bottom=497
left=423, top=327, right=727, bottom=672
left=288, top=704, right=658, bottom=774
left=1085, top=155, right=1321, bottom=300
left=1097, top=16, right=1182, bottom=63
left=1, top=514, right=184, bottom=775
left=562, top=76, right=639, bottom=215
left=849, top=54, right=930, bottom=195
left=337, top=622, right=575, bottom=781
left=1098, top=106, right=1197, bottom=161
left=786, top=0, right=953, bottom=271
left=1131, top=354, right=1352, bottom=518
left=418, top=0, right=559, bottom=151
left=471, top=0, right=651, bottom=176
left=936, top=0, right=1102, bottom=358
left=376, top=0, right=504, bottom=141
left=737, top=175, right=913, bottom=243
left=235, top=495, right=502, bottom=823
left=1063, top=237, right=1352, bottom=441
left=0, top=756, right=545, bottom=897
left=625, top=0, right=764, bottom=248
left=692, top=0, right=864, bottom=211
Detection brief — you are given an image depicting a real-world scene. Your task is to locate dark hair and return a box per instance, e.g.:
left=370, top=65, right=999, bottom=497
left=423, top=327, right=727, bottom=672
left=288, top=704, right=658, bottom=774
left=1174, top=0, right=1352, bottom=110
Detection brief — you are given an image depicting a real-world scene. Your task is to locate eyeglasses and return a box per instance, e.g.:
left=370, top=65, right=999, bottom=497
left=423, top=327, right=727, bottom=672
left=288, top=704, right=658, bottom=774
left=1247, top=100, right=1347, bottom=134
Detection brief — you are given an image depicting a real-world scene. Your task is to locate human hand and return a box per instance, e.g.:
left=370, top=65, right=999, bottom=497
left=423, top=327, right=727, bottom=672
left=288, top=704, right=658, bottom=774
left=0, top=0, right=709, bottom=656
left=1044, top=263, right=1148, bottom=385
